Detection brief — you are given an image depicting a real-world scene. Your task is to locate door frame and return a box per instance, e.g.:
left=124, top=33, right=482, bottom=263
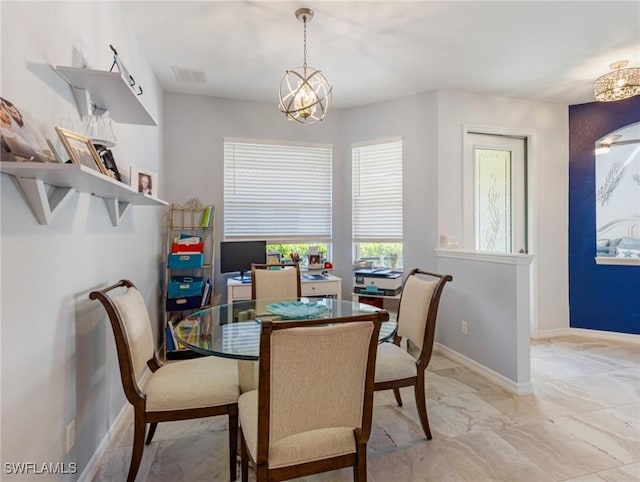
left=462, top=124, right=540, bottom=337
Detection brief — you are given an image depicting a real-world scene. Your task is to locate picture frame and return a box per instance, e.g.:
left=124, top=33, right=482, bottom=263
left=93, top=143, right=122, bottom=182
left=267, top=252, right=281, bottom=265
left=54, top=127, right=107, bottom=174
left=130, top=167, right=157, bottom=196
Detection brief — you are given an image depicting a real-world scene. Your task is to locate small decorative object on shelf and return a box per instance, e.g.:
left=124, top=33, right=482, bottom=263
left=130, top=167, right=157, bottom=196
left=1, top=97, right=56, bottom=163
left=55, top=127, right=107, bottom=175
left=93, top=143, right=122, bottom=182
left=163, top=198, right=215, bottom=360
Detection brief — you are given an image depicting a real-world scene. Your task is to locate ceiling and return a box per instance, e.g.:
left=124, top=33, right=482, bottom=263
left=121, top=1, right=640, bottom=109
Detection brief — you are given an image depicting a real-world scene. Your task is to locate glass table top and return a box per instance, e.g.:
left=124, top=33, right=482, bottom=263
left=173, top=297, right=397, bottom=360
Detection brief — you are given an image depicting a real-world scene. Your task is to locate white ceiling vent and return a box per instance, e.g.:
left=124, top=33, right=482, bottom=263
left=172, top=66, right=207, bottom=83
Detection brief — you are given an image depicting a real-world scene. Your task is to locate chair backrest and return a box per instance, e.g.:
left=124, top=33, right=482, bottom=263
left=256, top=311, right=388, bottom=460
left=89, top=280, right=157, bottom=405
left=396, top=269, right=452, bottom=365
left=251, top=263, right=302, bottom=300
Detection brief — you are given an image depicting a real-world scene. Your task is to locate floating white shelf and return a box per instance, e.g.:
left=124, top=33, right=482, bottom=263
left=595, top=256, right=640, bottom=266
left=1, top=162, right=167, bottom=226
left=55, top=66, right=158, bottom=126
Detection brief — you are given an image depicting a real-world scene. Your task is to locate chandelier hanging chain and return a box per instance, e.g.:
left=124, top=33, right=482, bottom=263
left=302, top=14, right=308, bottom=71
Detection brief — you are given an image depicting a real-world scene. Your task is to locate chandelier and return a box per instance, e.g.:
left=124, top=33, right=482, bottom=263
left=594, top=60, right=640, bottom=102
left=278, top=8, right=332, bottom=124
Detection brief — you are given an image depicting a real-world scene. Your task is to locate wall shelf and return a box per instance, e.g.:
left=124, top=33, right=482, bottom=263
left=1, top=162, right=167, bottom=226
left=55, top=66, right=158, bottom=126
left=595, top=256, right=640, bottom=266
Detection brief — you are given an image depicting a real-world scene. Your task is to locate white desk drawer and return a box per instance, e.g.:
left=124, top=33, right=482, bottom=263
left=302, top=281, right=340, bottom=297
left=227, top=274, right=342, bottom=303
left=230, top=284, right=251, bottom=301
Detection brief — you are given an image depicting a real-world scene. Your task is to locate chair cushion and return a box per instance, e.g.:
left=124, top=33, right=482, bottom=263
left=238, top=390, right=356, bottom=469
left=374, top=342, right=417, bottom=383
left=145, top=356, right=239, bottom=412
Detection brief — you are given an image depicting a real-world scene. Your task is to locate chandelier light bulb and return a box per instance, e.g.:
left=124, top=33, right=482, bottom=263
left=293, top=81, right=317, bottom=119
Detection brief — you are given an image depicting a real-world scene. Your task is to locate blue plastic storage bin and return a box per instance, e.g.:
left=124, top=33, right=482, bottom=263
left=168, top=253, right=204, bottom=269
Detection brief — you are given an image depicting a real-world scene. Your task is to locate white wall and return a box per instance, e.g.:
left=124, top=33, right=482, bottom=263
left=162, top=93, right=342, bottom=302
left=163, top=91, right=440, bottom=301
left=339, top=93, right=439, bottom=281
left=1, top=2, right=164, bottom=478
left=436, top=90, right=569, bottom=336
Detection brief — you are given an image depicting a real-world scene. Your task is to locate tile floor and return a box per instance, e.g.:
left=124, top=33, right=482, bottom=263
left=93, top=336, right=640, bottom=481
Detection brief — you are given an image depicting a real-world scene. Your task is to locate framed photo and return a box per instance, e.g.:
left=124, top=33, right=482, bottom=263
left=267, top=252, right=281, bottom=265
left=130, top=167, right=157, bottom=196
left=93, top=144, right=122, bottom=182
left=54, top=127, right=106, bottom=174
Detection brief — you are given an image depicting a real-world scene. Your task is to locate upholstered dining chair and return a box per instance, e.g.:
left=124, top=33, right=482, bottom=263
left=250, top=262, right=301, bottom=300
left=237, top=263, right=302, bottom=395
left=90, top=280, right=240, bottom=482
left=374, top=269, right=452, bottom=440
left=238, top=310, right=388, bottom=482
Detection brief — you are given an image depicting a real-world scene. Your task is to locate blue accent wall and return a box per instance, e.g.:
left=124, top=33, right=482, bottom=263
left=569, top=96, right=640, bottom=335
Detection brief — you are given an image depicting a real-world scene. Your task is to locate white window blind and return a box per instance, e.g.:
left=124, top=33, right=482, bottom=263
left=224, top=139, right=332, bottom=241
left=352, top=138, right=403, bottom=242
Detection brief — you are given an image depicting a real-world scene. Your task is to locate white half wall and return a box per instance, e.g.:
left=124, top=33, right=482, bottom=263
left=436, top=250, right=534, bottom=393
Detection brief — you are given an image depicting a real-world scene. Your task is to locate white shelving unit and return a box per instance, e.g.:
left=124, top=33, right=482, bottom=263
left=0, top=162, right=167, bottom=226
left=55, top=66, right=158, bottom=126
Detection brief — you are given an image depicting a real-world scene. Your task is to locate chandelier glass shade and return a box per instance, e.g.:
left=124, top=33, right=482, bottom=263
left=594, top=60, right=640, bottom=102
left=278, top=8, right=332, bottom=124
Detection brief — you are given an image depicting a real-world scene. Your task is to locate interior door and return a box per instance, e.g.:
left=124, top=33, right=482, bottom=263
left=463, top=132, right=527, bottom=253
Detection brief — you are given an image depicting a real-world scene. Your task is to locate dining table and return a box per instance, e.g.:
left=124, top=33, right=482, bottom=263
left=173, top=297, right=397, bottom=360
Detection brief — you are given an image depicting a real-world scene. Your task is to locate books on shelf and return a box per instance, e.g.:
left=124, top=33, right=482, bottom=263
left=167, top=315, right=203, bottom=352
left=201, top=277, right=212, bottom=307
left=200, top=205, right=214, bottom=227
left=165, top=325, right=175, bottom=351
left=167, top=319, right=180, bottom=351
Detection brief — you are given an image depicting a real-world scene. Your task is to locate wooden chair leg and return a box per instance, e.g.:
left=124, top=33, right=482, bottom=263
left=354, top=443, right=367, bottom=482
left=145, top=422, right=158, bottom=445
left=128, top=412, right=146, bottom=482
left=240, top=430, right=249, bottom=482
left=228, top=406, right=238, bottom=481
left=392, top=387, right=403, bottom=407
left=414, top=374, right=432, bottom=440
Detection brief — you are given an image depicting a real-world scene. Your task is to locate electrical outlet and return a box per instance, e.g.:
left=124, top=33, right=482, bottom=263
left=461, top=320, right=468, bottom=335
left=66, top=420, right=75, bottom=453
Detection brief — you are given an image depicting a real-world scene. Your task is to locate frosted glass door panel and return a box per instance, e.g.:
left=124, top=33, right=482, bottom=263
left=475, top=148, right=512, bottom=252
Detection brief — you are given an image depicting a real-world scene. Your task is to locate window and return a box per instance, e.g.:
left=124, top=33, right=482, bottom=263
left=352, top=138, right=403, bottom=270
left=224, top=139, right=333, bottom=260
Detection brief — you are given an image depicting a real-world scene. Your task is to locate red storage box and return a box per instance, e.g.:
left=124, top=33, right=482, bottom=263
left=172, top=241, right=204, bottom=253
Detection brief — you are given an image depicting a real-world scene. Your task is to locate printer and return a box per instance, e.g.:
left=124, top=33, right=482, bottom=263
left=353, top=269, right=403, bottom=296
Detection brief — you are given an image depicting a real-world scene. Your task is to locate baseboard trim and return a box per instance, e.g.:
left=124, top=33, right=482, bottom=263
left=78, top=401, right=133, bottom=482
left=434, top=343, right=533, bottom=395
left=534, top=327, right=640, bottom=343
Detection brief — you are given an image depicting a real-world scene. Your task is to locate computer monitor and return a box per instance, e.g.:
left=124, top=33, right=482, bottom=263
left=220, top=240, right=267, bottom=282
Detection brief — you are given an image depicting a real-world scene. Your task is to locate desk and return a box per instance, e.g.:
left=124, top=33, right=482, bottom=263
left=174, top=298, right=395, bottom=360
left=227, top=274, right=342, bottom=303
